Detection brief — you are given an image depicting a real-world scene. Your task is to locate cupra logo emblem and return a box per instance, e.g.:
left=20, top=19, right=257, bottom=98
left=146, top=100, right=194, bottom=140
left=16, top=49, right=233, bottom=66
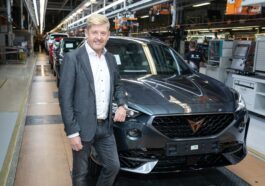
left=187, top=118, right=205, bottom=133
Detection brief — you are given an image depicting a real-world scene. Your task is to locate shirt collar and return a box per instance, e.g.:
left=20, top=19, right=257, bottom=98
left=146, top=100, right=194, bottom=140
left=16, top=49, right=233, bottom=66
left=85, top=41, right=107, bottom=56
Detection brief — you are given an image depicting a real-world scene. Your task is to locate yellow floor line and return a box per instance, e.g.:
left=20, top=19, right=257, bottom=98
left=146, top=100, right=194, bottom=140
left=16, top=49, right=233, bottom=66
left=248, top=146, right=265, bottom=161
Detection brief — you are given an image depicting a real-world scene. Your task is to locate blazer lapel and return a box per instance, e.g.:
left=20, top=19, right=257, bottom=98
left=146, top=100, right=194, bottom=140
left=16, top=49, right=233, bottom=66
left=77, top=46, right=95, bottom=95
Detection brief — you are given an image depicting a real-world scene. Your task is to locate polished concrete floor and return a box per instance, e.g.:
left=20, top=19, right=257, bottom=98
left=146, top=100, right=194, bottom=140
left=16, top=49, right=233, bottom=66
left=13, top=53, right=265, bottom=186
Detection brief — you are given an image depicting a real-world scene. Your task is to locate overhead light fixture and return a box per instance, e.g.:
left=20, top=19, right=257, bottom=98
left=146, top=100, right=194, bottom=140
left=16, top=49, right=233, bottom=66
left=192, top=2, right=211, bottom=7
left=40, top=0, right=45, bottom=34
left=68, top=0, right=125, bottom=28
left=187, top=28, right=209, bottom=32
left=232, top=26, right=258, bottom=30
left=187, top=26, right=259, bottom=32
left=85, top=2, right=91, bottom=7
left=199, top=30, right=210, bottom=33
left=33, top=0, right=39, bottom=26
left=232, top=28, right=253, bottom=31
left=140, top=15, right=149, bottom=19
left=94, top=0, right=125, bottom=14
left=77, top=9, right=82, bottom=14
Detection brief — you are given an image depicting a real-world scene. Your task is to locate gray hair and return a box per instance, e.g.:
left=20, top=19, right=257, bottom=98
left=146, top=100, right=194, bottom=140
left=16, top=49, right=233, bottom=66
left=86, top=14, right=110, bottom=30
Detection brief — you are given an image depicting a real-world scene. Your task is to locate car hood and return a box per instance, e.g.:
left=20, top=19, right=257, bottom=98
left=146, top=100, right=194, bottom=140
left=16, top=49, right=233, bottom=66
left=122, top=73, right=235, bottom=115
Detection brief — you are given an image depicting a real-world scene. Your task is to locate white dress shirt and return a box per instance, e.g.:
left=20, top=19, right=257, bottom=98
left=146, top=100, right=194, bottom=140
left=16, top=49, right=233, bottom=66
left=68, top=42, right=110, bottom=138
left=85, top=42, right=110, bottom=119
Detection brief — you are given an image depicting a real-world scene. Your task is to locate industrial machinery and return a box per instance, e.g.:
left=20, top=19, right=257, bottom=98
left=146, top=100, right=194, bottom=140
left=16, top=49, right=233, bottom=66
left=232, top=37, right=265, bottom=116
left=254, top=36, right=265, bottom=74
left=200, top=40, right=233, bottom=83
left=230, top=40, right=255, bottom=72
left=225, top=40, right=255, bottom=87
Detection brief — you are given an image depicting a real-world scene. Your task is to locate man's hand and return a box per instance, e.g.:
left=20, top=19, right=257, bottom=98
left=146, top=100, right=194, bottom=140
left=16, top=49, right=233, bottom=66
left=69, top=136, right=83, bottom=151
left=113, top=106, right=126, bottom=122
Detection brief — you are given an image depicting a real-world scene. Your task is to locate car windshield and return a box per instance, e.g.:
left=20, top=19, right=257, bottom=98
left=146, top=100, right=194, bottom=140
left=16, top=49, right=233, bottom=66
left=106, top=38, right=191, bottom=76
left=148, top=43, right=191, bottom=75
left=106, top=41, right=151, bottom=75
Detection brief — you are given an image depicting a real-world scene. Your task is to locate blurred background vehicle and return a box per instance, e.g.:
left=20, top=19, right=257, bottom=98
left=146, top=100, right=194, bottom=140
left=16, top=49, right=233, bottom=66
left=55, top=37, right=84, bottom=87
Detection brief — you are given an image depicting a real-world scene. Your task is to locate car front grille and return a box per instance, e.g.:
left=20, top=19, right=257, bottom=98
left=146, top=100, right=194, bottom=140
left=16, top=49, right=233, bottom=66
left=152, top=114, right=234, bottom=138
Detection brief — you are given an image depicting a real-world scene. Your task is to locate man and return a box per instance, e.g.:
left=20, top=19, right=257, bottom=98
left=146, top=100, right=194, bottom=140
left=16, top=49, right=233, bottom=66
left=59, top=14, right=127, bottom=186
left=184, top=40, right=205, bottom=71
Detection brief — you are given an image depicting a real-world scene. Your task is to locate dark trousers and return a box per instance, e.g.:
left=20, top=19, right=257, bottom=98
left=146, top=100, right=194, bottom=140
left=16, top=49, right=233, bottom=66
left=72, top=121, right=120, bottom=186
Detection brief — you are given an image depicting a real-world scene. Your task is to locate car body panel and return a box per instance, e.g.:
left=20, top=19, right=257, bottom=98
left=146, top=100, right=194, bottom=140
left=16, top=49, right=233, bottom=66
left=122, top=75, right=235, bottom=114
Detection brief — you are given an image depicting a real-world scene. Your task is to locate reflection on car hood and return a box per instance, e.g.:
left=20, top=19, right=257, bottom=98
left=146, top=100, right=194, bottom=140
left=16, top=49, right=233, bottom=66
left=122, top=73, right=235, bottom=115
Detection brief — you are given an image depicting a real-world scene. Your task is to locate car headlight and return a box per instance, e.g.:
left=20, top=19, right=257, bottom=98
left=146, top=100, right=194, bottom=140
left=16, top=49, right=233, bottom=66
left=236, top=92, right=246, bottom=112
left=112, top=103, right=141, bottom=118
left=126, top=108, right=141, bottom=118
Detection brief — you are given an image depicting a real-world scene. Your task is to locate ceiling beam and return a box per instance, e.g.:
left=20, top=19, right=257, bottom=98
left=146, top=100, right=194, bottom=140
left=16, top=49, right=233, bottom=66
left=46, top=6, right=72, bottom=11
left=58, top=0, right=70, bottom=13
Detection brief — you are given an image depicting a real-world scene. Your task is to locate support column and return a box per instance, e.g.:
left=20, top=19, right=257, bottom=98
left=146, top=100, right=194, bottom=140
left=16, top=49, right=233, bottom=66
left=171, top=0, right=176, bottom=28
left=6, top=0, right=13, bottom=46
left=20, top=0, right=24, bottom=29
left=103, top=0, right=106, bottom=14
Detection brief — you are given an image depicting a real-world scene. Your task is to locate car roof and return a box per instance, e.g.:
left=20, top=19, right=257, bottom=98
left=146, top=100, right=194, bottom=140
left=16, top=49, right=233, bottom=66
left=77, top=36, right=169, bottom=48
left=62, top=37, right=84, bottom=41
left=108, top=36, right=166, bottom=46
left=50, top=33, right=68, bottom=36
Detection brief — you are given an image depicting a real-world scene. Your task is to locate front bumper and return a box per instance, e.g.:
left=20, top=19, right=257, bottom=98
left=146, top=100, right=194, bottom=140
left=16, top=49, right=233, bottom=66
left=113, top=110, right=249, bottom=174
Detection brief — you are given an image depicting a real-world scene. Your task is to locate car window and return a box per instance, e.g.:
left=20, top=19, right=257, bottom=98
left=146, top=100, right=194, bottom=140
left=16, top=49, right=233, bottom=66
left=148, top=44, right=192, bottom=75
left=63, top=39, right=83, bottom=53
left=106, top=42, right=151, bottom=75
left=64, top=42, right=76, bottom=51
left=65, top=43, right=74, bottom=49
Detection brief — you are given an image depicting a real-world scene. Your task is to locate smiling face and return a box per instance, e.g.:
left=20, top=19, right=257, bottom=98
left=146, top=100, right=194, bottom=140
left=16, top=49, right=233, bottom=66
left=85, top=23, right=110, bottom=56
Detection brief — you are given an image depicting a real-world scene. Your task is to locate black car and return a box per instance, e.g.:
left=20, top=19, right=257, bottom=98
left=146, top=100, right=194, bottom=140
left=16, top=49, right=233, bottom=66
left=55, top=37, right=84, bottom=87
left=82, top=36, right=249, bottom=174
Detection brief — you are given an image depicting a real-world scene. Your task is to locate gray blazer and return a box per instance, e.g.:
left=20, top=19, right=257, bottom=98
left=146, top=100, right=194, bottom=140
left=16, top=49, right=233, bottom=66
left=59, top=45, right=126, bottom=142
